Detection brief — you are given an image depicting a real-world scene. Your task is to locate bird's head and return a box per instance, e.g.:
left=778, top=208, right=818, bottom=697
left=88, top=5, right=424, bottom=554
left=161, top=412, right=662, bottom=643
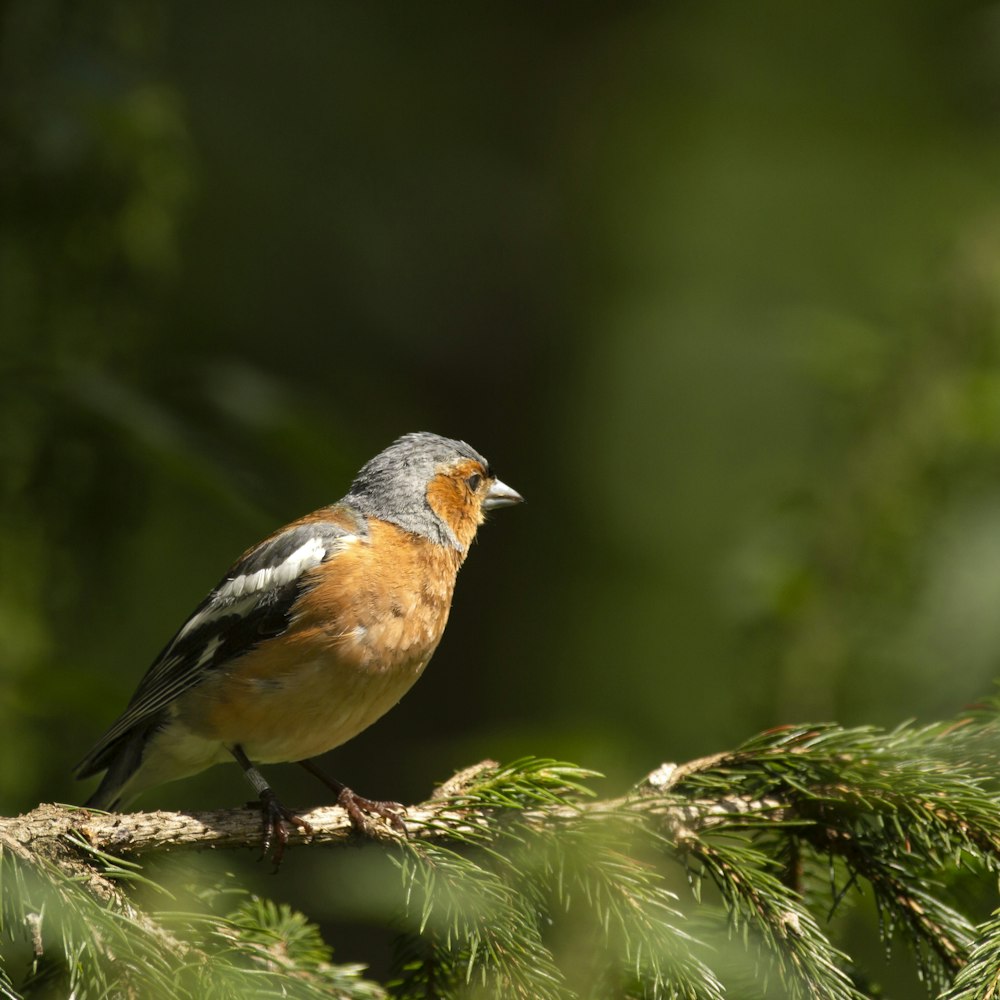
left=346, top=432, right=523, bottom=550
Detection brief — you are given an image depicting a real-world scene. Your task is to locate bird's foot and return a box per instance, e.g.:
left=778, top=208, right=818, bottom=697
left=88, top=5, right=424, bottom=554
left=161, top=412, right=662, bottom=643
left=337, top=786, right=407, bottom=837
left=257, top=789, right=314, bottom=867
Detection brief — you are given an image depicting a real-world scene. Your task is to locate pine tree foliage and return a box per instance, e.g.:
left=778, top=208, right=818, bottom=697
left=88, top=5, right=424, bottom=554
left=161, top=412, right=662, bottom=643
left=666, top=722, right=1000, bottom=994
left=2, top=713, right=1000, bottom=998
left=389, top=760, right=723, bottom=999
left=0, top=840, right=386, bottom=999
left=942, top=909, right=1000, bottom=1000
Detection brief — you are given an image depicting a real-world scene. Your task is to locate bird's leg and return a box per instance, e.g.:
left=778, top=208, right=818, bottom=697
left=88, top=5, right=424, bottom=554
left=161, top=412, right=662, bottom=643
left=229, top=745, right=313, bottom=865
left=297, top=758, right=407, bottom=836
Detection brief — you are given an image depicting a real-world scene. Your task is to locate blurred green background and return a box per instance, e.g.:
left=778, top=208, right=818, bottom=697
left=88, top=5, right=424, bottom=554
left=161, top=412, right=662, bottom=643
left=5, top=0, right=1000, bottom=990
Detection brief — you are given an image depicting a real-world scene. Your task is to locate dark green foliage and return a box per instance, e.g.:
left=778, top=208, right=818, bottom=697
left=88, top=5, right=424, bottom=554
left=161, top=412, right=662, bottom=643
left=7, top=3, right=1000, bottom=998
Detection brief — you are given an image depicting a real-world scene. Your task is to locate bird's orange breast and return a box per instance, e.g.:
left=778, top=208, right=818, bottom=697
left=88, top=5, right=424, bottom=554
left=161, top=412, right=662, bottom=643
left=173, top=519, right=466, bottom=763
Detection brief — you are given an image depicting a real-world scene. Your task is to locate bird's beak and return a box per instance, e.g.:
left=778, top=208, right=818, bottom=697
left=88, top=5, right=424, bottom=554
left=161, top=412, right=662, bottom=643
left=483, top=478, right=524, bottom=510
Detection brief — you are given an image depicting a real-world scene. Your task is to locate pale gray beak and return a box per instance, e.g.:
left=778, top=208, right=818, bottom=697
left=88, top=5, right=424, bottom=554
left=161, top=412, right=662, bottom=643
left=483, top=478, right=524, bottom=510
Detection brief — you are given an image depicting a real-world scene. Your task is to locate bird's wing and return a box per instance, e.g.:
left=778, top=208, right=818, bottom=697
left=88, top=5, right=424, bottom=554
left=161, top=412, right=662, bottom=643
left=76, top=511, right=366, bottom=777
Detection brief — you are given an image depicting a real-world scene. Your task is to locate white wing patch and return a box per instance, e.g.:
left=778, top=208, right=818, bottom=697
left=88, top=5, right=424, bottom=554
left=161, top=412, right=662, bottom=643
left=177, top=535, right=348, bottom=640
left=194, top=634, right=224, bottom=669
left=216, top=536, right=333, bottom=600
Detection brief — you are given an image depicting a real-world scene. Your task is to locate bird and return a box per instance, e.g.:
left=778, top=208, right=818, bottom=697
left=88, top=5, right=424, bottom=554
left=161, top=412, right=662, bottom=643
left=76, top=432, right=523, bottom=858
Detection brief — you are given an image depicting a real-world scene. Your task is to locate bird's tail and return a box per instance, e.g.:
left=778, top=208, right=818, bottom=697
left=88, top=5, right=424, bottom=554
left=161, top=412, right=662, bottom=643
left=84, top=772, right=126, bottom=810
left=76, top=728, right=149, bottom=810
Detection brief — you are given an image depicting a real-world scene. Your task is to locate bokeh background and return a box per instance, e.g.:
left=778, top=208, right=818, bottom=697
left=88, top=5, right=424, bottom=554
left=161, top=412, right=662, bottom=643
left=5, top=0, right=1000, bottom=991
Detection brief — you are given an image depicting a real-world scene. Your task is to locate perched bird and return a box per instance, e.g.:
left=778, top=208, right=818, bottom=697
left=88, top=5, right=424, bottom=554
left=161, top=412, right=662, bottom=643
left=76, top=432, right=523, bottom=855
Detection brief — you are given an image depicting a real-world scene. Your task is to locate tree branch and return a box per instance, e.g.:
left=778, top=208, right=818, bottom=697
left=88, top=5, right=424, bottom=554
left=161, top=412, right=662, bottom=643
left=0, top=759, right=787, bottom=873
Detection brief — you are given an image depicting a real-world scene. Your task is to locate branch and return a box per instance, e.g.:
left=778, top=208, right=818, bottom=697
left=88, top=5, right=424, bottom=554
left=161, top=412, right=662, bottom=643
left=1, top=758, right=784, bottom=870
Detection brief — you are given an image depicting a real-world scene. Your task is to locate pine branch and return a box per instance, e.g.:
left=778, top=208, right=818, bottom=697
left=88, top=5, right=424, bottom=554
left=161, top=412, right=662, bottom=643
left=0, top=774, right=785, bottom=865
left=0, top=834, right=386, bottom=999
left=941, top=909, right=1000, bottom=1000
left=3, top=716, right=1000, bottom=998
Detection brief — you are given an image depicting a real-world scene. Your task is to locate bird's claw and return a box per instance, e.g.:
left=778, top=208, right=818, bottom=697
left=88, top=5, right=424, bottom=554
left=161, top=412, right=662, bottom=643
left=257, top=789, right=314, bottom=867
left=337, top=787, right=408, bottom=837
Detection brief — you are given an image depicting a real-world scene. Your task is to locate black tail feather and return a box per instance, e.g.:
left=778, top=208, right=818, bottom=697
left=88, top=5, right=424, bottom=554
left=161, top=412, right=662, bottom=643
left=78, top=725, right=153, bottom=809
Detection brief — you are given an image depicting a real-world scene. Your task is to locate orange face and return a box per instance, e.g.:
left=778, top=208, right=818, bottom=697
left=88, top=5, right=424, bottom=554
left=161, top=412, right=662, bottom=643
left=424, top=457, right=494, bottom=550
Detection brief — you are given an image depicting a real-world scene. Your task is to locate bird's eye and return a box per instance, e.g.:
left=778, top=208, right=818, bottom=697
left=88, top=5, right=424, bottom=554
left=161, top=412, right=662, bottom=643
left=466, top=473, right=483, bottom=492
